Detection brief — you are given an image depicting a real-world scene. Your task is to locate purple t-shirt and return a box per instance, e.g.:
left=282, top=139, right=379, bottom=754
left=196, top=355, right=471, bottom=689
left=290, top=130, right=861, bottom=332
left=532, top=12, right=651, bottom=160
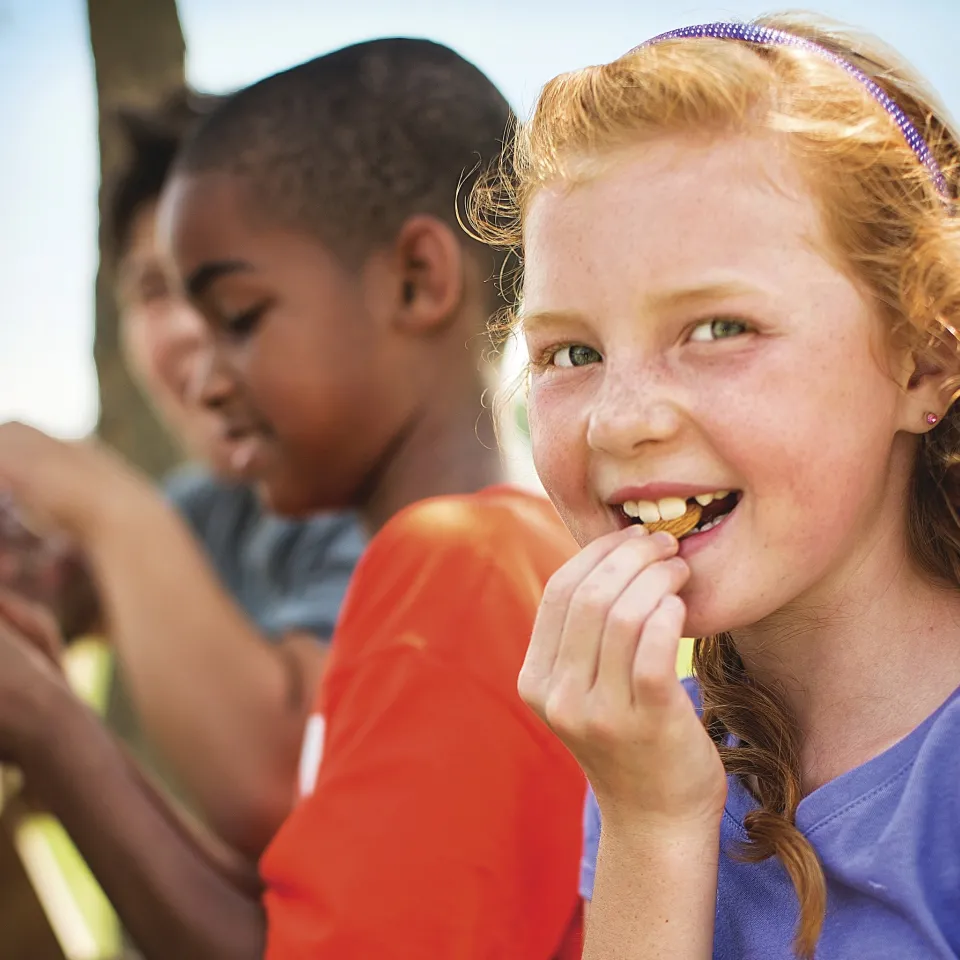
left=581, top=678, right=960, bottom=959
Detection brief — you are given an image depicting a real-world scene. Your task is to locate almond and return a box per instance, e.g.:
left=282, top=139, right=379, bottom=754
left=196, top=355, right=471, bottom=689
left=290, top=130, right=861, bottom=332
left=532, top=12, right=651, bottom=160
left=644, top=501, right=702, bottom=538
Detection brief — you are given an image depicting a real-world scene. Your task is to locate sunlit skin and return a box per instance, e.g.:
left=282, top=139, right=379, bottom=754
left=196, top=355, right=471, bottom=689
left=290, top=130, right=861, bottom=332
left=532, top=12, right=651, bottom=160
left=522, top=134, right=932, bottom=642
left=116, top=202, right=240, bottom=475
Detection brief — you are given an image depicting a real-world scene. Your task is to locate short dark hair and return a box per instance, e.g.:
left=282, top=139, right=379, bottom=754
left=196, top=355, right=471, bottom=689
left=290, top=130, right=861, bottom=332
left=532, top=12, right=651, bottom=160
left=107, top=88, right=223, bottom=257
left=174, top=39, right=515, bottom=296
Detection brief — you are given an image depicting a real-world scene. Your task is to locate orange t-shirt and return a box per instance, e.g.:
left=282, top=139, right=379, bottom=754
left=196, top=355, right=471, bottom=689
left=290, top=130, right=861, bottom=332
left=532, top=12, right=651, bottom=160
left=260, top=486, right=585, bottom=959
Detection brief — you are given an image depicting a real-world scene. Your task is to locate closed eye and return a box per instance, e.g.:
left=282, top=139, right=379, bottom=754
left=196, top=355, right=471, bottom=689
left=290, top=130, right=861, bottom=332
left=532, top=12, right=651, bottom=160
left=689, top=318, right=750, bottom=342
left=222, top=303, right=268, bottom=340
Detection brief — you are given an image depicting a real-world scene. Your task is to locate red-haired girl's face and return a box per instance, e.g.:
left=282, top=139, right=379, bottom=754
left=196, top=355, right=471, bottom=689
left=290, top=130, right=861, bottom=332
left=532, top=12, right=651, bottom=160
left=521, top=134, right=923, bottom=636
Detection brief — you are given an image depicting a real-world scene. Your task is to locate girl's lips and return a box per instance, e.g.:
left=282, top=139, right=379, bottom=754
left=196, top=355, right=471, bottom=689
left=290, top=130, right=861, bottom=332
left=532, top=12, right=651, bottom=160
left=677, top=498, right=739, bottom=556
left=607, top=482, right=732, bottom=504
left=609, top=491, right=741, bottom=535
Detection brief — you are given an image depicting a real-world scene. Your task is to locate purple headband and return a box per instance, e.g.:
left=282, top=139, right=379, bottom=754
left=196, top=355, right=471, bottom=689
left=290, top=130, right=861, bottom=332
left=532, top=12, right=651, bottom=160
left=632, top=23, right=949, bottom=199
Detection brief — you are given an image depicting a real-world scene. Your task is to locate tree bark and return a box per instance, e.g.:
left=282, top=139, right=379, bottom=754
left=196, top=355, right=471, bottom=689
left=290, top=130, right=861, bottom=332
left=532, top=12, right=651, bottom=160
left=87, top=0, right=186, bottom=477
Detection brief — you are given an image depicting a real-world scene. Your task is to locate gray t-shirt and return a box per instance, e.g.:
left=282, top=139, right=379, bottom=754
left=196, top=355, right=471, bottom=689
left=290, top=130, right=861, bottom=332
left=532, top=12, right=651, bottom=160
left=164, top=466, right=365, bottom=641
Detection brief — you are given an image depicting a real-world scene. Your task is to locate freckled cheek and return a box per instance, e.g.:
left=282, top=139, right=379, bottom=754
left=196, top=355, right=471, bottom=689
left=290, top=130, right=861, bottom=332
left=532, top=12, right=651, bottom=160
left=527, top=382, right=589, bottom=506
left=701, top=375, right=877, bottom=554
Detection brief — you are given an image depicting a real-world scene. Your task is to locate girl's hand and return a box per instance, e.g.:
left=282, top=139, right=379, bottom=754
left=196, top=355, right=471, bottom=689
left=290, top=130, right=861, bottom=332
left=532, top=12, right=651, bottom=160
left=519, top=526, right=727, bottom=834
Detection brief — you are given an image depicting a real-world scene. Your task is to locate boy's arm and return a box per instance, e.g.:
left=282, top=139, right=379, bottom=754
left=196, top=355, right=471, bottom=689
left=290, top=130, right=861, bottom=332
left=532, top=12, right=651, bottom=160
left=86, top=479, right=338, bottom=857
left=0, top=604, right=265, bottom=960
left=29, top=694, right=267, bottom=960
left=0, top=423, right=346, bottom=857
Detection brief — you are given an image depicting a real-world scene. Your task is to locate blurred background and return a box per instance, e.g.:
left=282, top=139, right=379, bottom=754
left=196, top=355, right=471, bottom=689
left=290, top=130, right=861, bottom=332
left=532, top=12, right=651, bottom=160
left=0, top=1, right=957, bottom=957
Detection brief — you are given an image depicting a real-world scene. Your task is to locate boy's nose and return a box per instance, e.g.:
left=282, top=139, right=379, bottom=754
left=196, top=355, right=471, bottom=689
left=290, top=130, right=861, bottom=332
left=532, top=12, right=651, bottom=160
left=189, top=344, right=236, bottom=412
left=585, top=366, right=682, bottom=457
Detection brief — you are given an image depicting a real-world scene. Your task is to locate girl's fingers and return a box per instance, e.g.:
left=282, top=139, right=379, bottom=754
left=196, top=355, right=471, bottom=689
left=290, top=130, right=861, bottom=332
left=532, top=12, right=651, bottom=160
left=593, top=556, right=689, bottom=701
left=631, top=594, right=687, bottom=706
left=520, top=526, right=647, bottom=710
left=551, top=532, right=679, bottom=696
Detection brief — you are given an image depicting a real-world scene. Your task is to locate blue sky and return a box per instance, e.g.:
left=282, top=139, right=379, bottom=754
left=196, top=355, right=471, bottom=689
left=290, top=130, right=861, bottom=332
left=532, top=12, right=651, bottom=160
left=1, top=0, right=957, bottom=437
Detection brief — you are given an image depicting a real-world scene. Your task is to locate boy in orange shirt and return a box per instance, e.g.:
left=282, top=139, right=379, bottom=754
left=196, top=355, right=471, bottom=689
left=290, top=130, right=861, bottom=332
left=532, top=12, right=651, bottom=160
left=0, top=38, right=585, bottom=959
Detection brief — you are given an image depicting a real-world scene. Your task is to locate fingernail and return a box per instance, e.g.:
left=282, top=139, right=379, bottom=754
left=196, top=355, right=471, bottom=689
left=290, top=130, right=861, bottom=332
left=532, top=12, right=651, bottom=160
left=652, top=531, right=677, bottom=548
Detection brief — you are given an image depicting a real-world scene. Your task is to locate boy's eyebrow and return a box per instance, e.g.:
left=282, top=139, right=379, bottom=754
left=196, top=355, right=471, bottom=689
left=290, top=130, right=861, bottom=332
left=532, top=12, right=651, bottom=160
left=186, top=260, right=254, bottom=299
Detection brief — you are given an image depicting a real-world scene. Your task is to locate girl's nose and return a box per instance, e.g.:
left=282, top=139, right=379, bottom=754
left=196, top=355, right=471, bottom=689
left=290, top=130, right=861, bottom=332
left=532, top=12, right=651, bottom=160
left=585, top=363, right=682, bottom=457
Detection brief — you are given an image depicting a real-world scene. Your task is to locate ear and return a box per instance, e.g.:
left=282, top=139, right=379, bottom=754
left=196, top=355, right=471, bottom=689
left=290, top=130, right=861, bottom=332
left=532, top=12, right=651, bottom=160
left=390, top=215, right=465, bottom=335
left=896, top=340, right=958, bottom=433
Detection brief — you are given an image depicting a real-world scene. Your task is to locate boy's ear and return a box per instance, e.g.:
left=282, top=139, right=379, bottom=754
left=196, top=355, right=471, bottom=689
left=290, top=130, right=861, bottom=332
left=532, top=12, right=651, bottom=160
left=898, top=340, right=959, bottom=433
left=391, top=215, right=464, bottom=335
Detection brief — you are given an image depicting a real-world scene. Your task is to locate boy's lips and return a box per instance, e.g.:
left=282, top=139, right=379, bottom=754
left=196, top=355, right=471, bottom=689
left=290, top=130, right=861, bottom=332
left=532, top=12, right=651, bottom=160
left=222, top=425, right=273, bottom=477
left=228, top=432, right=269, bottom=476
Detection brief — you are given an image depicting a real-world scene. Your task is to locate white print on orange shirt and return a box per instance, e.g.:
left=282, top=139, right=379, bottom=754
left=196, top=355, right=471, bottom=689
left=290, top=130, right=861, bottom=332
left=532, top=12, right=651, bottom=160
left=297, top=714, right=326, bottom=799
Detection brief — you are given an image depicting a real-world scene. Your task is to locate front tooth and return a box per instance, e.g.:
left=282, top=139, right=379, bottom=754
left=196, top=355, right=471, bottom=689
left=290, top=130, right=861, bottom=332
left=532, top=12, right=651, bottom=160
left=695, top=492, right=715, bottom=506
left=622, top=500, right=640, bottom=518
left=657, top=496, right=687, bottom=521
left=635, top=500, right=661, bottom=523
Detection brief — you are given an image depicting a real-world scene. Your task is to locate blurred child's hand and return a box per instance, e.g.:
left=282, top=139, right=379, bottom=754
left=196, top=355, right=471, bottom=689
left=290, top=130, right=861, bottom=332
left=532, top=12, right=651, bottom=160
left=0, top=421, right=133, bottom=538
left=0, top=589, right=71, bottom=762
left=0, top=492, right=101, bottom=640
left=519, top=526, right=727, bottom=835
left=0, top=588, right=64, bottom=668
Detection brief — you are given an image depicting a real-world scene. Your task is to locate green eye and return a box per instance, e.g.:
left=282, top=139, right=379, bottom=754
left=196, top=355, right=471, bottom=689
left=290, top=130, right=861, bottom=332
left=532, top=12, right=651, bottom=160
left=690, top=318, right=748, bottom=342
left=553, top=344, right=602, bottom=368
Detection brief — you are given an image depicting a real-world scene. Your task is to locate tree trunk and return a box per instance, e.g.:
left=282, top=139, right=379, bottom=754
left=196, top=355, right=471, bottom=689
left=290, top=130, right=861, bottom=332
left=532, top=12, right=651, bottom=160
left=87, top=0, right=185, bottom=477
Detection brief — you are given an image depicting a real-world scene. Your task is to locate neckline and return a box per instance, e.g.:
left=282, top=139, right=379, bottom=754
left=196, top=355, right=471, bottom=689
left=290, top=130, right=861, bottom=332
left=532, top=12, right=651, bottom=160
left=723, top=681, right=960, bottom=837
